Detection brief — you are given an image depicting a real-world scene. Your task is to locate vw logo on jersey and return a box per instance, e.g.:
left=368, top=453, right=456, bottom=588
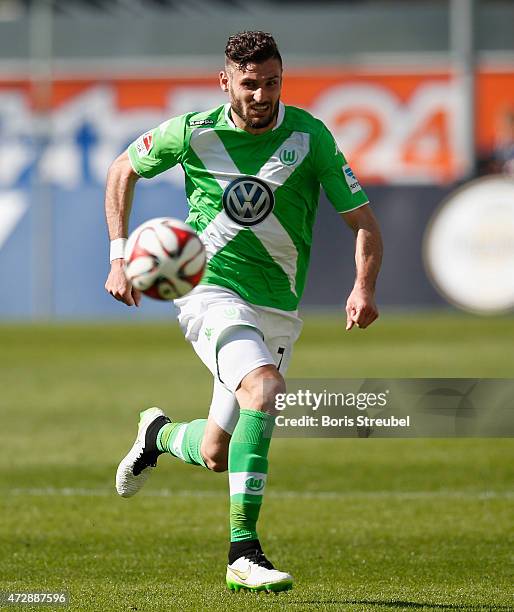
left=222, top=176, right=275, bottom=227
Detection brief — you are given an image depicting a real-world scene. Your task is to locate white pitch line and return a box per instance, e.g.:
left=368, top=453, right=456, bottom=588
left=3, top=488, right=513, bottom=500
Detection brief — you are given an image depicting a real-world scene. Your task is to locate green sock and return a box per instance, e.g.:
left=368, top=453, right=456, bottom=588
left=157, top=419, right=207, bottom=468
left=228, top=409, right=275, bottom=542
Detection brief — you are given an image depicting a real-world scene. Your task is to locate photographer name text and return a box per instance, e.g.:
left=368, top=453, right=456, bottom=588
left=275, top=415, right=410, bottom=428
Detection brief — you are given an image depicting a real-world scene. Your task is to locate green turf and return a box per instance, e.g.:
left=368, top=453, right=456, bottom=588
left=0, top=313, right=513, bottom=611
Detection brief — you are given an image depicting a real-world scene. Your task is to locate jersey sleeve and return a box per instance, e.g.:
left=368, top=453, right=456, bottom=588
left=313, top=123, right=369, bottom=213
left=127, top=114, right=187, bottom=179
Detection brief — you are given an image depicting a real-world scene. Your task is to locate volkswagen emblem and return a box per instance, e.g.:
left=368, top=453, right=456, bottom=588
left=222, top=176, right=275, bottom=227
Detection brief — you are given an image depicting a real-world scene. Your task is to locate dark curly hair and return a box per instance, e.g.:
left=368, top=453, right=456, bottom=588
left=225, top=31, right=282, bottom=71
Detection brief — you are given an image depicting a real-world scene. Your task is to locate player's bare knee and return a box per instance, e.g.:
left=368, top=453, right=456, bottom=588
left=240, top=365, right=285, bottom=414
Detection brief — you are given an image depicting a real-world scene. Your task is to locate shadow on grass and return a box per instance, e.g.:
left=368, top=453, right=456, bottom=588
left=292, top=601, right=512, bottom=610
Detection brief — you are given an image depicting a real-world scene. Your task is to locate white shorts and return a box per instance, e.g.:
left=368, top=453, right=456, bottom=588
left=174, top=285, right=303, bottom=433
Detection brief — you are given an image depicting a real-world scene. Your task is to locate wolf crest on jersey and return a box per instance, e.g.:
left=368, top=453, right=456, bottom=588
left=128, top=103, right=369, bottom=311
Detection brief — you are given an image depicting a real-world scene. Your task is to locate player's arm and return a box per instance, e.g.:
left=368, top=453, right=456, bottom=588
left=104, top=115, right=187, bottom=306
left=104, top=151, right=142, bottom=307
left=312, top=122, right=382, bottom=329
left=341, top=204, right=382, bottom=331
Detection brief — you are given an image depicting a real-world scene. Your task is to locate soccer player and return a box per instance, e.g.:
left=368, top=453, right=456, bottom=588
left=104, top=31, right=382, bottom=593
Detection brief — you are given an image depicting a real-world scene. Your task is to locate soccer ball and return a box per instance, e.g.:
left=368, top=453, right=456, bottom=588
left=124, top=217, right=206, bottom=301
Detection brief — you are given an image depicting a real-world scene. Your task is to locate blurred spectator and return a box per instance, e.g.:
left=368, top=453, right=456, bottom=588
left=478, top=109, right=514, bottom=177
left=493, top=110, right=514, bottom=176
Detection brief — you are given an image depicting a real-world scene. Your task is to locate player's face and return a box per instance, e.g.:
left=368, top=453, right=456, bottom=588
left=221, top=58, right=282, bottom=134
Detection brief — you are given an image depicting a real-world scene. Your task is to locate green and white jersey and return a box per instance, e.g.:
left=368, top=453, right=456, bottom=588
left=128, top=103, right=368, bottom=311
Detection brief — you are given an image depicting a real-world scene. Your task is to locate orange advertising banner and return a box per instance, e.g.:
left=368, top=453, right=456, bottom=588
left=1, top=68, right=513, bottom=186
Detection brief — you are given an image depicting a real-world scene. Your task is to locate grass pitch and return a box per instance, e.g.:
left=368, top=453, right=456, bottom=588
left=0, top=312, right=513, bottom=611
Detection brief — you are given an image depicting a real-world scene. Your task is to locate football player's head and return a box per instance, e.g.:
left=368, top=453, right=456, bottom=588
left=220, top=31, right=283, bottom=133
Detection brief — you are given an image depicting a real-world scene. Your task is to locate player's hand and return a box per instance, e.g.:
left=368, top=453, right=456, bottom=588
left=345, top=286, right=378, bottom=331
left=105, top=259, right=141, bottom=307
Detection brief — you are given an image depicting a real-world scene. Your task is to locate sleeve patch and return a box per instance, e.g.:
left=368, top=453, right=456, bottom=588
left=342, top=164, right=362, bottom=194
left=135, top=131, right=153, bottom=158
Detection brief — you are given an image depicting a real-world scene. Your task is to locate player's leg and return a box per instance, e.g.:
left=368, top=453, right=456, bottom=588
left=217, top=328, right=293, bottom=592
left=149, top=307, right=259, bottom=471
left=115, top=404, right=211, bottom=498
left=115, top=384, right=235, bottom=497
left=114, top=296, right=291, bottom=510
left=155, top=375, right=238, bottom=471
left=147, top=305, right=270, bottom=475
left=200, top=379, right=239, bottom=471
left=156, top=399, right=233, bottom=472
left=115, top=301, right=243, bottom=497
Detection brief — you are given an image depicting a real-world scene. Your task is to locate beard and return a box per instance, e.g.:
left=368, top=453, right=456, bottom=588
left=230, top=94, right=280, bottom=130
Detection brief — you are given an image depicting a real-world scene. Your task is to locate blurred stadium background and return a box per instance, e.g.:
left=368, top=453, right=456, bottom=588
left=1, top=2, right=513, bottom=610
left=1, top=0, right=513, bottom=318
